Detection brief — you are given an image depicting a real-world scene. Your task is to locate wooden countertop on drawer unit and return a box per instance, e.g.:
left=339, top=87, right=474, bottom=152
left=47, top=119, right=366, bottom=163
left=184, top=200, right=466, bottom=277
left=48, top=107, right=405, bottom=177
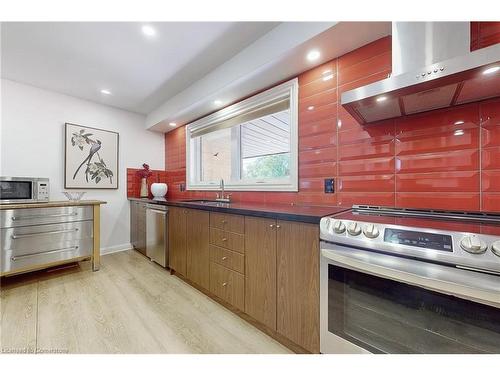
left=0, top=200, right=107, bottom=210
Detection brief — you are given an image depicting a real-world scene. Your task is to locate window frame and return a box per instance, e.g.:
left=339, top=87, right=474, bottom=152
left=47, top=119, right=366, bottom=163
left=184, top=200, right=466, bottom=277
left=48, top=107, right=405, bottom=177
left=185, top=78, right=299, bottom=192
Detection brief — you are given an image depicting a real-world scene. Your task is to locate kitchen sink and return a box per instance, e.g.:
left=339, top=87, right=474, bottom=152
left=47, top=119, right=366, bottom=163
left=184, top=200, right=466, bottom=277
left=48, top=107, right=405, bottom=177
left=180, top=199, right=231, bottom=206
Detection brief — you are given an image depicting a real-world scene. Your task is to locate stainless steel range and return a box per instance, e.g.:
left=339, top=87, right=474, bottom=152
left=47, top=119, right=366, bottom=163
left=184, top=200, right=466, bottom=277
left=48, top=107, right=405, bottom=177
left=320, top=206, right=500, bottom=354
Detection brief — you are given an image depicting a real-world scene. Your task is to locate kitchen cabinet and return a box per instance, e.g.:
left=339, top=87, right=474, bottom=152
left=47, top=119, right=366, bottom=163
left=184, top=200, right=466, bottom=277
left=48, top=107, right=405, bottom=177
left=209, top=211, right=245, bottom=309
left=169, top=207, right=210, bottom=289
left=166, top=205, right=320, bottom=353
left=209, top=262, right=245, bottom=310
left=244, top=216, right=277, bottom=330
left=244, top=216, right=320, bottom=352
left=210, top=212, right=244, bottom=234
left=276, top=220, right=320, bottom=353
left=1, top=201, right=104, bottom=276
left=130, top=201, right=147, bottom=255
left=209, top=227, right=244, bottom=253
left=168, top=206, right=187, bottom=276
left=186, top=209, right=210, bottom=289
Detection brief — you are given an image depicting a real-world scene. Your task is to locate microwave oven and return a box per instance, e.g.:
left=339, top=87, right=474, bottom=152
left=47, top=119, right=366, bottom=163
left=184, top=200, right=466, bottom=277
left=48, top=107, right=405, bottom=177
left=0, top=177, right=50, bottom=204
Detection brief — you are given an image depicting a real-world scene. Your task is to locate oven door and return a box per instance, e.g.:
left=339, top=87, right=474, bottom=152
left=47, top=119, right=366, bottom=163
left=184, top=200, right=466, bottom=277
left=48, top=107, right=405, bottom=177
left=320, top=242, right=500, bottom=354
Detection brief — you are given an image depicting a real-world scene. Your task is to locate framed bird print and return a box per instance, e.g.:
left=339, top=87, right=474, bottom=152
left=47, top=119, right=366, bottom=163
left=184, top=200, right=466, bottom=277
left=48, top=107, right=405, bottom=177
left=64, top=123, right=119, bottom=189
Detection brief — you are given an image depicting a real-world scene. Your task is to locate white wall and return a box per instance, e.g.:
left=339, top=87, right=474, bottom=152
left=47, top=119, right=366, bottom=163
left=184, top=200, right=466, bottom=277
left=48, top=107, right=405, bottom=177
left=1, top=79, right=165, bottom=253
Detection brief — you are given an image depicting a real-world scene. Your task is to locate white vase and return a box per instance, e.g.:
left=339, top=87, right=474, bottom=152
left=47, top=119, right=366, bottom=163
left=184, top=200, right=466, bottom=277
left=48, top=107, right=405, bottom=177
left=140, top=178, right=148, bottom=198
left=151, top=183, right=168, bottom=199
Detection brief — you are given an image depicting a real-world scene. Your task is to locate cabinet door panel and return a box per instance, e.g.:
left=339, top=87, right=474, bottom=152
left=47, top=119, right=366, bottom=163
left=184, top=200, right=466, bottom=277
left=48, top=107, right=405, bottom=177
left=130, top=202, right=137, bottom=249
left=186, top=209, right=210, bottom=289
left=209, top=228, right=244, bottom=253
left=137, top=203, right=147, bottom=255
left=210, top=262, right=245, bottom=311
left=210, top=245, right=245, bottom=274
left=168, top=207, right=187, bottom=275
left=277, top=220, right=320, bottom=353
left=244, top=216, right=277, bottom=330
left=210, top=212, right=245, bottom=234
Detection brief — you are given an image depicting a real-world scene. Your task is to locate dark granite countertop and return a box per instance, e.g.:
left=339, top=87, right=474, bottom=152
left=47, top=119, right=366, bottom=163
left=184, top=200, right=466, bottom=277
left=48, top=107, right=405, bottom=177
left=128, top=197, right=349, bottom=224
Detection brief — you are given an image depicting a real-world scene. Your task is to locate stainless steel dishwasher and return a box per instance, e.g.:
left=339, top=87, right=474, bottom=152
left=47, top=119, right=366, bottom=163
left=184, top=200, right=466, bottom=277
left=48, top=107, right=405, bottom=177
left=145, top=204, right=168, bottom=267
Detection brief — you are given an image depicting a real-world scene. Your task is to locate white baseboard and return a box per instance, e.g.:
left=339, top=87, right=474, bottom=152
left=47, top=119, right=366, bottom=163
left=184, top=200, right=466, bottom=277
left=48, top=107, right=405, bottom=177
left=101, top=243, right=132, bottom=255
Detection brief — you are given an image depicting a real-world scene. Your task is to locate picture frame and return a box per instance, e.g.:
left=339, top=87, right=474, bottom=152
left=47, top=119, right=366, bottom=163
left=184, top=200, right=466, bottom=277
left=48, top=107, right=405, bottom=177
left=64, top=122, right=119, bottom=189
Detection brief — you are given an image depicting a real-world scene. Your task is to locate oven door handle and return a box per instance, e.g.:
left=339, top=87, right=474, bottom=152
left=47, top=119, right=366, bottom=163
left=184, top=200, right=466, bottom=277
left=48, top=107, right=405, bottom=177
left=321, top=245, right=500, bottom=308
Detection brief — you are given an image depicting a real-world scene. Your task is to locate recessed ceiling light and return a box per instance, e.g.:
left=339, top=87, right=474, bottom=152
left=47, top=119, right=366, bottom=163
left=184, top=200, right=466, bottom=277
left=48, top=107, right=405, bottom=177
left=454, top=120, right=465, bottom=125
left=307, top=106, right=315, bottom=111
left=169, top=122, right=177, bottom=127
left=454, top=129, right=465, bottom=136
left=376, top=96, right=387, bottom=102
left=482, top=66, right=499, bottom=75
left=307, top=50, right=320, bottom=62
left=141, top=25, right=156, bottom=37
left=100, top=89, right=112, bottom=95
left=214, top=100, right=223, bottom=106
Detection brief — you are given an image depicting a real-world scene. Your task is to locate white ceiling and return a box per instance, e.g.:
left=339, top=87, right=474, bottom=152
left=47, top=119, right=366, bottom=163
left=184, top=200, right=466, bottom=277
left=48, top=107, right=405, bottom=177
left=1, top=21, right=391, bottom=133
left=147, top=22, right=391, bottom=132
left=0, top=22, right=279, bottom=114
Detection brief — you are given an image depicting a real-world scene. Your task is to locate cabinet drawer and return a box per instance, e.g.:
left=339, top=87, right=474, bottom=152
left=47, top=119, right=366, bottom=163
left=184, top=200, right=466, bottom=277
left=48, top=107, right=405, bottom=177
left=1, top=221, right=94, bottom=255
left=209, top=245, right=244, bottom=274
left=2, top=238, right=93, bottom=274
left=0, top=206, right=93, bottom=228
left=210, top=212, right=244, bottom=234
left=209, top=262, right=244, bottom=310
left=209, top=228, right=244, bottom=253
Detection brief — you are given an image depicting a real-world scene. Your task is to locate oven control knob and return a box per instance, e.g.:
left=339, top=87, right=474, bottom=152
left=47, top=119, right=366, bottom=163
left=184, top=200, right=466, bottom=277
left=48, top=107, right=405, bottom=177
left=363, top=224, right=380, bottom=239
left=460, top=235, right=487, bottom=254
left=321, top=218, right=332, bottom=234
left=347, top=222, right=362, bottom=236
left=333, top=220, right=346, bottom=234
left=492, top=241, right=500, bottom=257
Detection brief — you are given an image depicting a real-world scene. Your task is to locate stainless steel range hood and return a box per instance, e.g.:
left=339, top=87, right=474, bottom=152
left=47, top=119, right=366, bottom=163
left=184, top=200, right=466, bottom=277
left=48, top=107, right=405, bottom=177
left=341, top=22, right=500, bottom=124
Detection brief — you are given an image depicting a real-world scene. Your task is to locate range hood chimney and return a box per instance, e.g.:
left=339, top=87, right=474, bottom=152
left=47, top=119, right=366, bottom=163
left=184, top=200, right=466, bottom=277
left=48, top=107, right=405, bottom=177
left=341, top=22, right=500, bottom=124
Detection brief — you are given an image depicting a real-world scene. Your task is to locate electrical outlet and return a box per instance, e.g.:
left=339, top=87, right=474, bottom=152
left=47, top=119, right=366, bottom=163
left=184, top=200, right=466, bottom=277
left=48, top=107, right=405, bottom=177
left=324, top=178, right=334, bottom=193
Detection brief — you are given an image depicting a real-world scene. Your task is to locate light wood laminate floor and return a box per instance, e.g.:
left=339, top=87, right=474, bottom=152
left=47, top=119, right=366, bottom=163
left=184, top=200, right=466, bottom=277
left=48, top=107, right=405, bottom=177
left=1, top=250, right=291, bottom=354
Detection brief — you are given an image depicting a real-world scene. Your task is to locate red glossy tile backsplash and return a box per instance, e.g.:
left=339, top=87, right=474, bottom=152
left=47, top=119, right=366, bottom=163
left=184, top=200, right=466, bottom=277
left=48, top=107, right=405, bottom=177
left=470, top=21, right=500, bottom=51
left=153, top=25, right=500, bottom=212
left=126, top=168, right=169, bottom=199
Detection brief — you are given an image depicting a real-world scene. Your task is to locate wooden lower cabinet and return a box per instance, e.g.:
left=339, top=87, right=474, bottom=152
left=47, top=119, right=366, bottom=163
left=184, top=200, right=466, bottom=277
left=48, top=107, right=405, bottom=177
left=130, top=201, right=146, bottom=255
left=209, top=227, right=244, bottom=253
left=168, top=207, right=187, bottom=276
left=244, top=216, right=277, bottom=330
left=168, top=208, right=320, bottom=353
left=209, top=262, right=245, bottom=310
left=186, top=209, right=210, bottom=289
left=276, top=220, right=320, bottom=353
left=209, top=245, right=244, bottom=274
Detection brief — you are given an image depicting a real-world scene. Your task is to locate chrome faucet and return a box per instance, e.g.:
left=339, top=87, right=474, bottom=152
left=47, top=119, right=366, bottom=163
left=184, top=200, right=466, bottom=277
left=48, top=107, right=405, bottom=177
left=215, top=178, right=231, bottom=203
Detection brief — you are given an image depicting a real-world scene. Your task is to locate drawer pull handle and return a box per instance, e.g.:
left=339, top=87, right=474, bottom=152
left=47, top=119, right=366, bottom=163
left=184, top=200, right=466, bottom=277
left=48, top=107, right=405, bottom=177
left=222, top=282, right=227, bottom=287
left=12, top=212, right=78, bottom=221
left=11, top=228, right=79, bottom=239
left=221, top=238, right=227, bottom=242
left=276, top=225, right=281, bottom=229
left=269, top=224, right=275, bottom=228
left=221, top=256, right=227, bottom=260
left=11, top=246, right=79, bottom=261
left=221, top=220, right=227, bottom=224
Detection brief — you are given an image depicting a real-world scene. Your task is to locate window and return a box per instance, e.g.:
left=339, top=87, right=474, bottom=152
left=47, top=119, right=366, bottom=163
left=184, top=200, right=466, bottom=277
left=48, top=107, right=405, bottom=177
left=186, top=79, right=298, bottom=191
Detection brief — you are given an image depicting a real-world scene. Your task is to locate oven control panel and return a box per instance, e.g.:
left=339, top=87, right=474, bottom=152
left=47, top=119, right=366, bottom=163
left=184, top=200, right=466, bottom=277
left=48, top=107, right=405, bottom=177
left=320, top=217, right=500, bottom=274
left=384, top=228, right=453, bottom=252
